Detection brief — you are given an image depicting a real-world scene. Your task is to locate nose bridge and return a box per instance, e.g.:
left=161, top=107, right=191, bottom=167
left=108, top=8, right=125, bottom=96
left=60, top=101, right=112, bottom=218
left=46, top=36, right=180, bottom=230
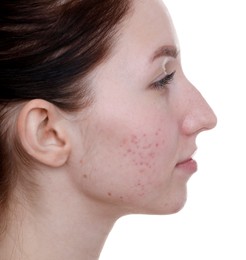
left=182, top=83, right=217, bottom=135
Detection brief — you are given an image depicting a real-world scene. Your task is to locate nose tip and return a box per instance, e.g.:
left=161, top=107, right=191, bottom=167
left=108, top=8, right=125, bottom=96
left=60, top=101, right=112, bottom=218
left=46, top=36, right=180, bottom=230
left=205, top=104, right=217, bottom=131
left=196, top=104, right=217, bottom=136
left=182, top=88, right=217, bottom=135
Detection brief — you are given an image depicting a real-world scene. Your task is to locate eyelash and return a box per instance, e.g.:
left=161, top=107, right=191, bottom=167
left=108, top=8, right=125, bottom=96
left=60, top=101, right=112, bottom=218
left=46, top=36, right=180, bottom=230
left=152, top=71, right=176, bottom=90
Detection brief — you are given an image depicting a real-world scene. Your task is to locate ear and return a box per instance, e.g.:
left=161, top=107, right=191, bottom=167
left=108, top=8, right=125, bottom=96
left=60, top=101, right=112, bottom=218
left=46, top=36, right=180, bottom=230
left=17, top=99, right=71, bottom=167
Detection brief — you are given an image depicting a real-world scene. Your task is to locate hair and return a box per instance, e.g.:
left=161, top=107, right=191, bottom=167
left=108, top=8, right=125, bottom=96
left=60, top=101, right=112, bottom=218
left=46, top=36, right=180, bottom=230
left=0, top=0, right=131, bottom=233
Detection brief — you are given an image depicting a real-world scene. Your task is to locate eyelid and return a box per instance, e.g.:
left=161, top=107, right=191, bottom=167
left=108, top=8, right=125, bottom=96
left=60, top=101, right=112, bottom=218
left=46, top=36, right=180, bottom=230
left=151, top=61, right=170, bottom=83
left=151, top=71, right=176, bottom=89
left=151, top=71, right=168, bottom=84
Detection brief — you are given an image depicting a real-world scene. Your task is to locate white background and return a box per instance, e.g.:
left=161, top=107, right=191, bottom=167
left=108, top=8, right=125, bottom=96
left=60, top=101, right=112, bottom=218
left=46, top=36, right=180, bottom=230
left=100, top=0, right=246, bottom=259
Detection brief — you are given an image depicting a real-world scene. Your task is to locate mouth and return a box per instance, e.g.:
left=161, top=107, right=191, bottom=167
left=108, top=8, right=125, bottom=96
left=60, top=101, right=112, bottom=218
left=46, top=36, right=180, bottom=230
left=176, top=151, right=197, bottom=174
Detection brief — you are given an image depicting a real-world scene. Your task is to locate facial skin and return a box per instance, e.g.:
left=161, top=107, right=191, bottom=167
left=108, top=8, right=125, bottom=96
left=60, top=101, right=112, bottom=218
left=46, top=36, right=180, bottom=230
left=68, top=0, right=217, bottom=216
left=0, top=1, right=217, bottom=259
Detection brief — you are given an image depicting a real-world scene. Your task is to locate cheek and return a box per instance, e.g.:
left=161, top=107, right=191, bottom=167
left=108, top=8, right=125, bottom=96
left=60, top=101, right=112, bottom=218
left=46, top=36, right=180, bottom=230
left=76, top=110, right=178, bottom=208
left=120, top=129, right=166, bottom=175
left=118, top=127, right=177, bottom=197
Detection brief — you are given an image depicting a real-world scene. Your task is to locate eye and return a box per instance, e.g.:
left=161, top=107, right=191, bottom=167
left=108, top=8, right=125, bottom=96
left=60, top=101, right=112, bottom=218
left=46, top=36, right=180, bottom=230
left=151, top=71, right=176, bottom=90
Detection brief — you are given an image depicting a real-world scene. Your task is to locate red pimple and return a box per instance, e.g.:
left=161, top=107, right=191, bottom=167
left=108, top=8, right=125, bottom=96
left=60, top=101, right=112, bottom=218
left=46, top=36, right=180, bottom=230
left=155, top=128, right=162, bottom=136
left=131, top=135, right=138, bottom=144
left=122, top=138, right=128, bottom=145
left=148, top=152, right=155, bottom=158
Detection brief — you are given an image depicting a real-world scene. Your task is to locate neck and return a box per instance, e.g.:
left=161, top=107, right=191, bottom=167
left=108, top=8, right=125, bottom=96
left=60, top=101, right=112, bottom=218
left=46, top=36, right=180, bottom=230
left=1, top=182, right=119, bottom=260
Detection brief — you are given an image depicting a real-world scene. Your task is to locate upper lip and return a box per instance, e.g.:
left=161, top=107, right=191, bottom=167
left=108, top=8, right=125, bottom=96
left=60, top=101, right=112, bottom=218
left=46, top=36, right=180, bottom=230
left=176, top=149, right=197, bottom=165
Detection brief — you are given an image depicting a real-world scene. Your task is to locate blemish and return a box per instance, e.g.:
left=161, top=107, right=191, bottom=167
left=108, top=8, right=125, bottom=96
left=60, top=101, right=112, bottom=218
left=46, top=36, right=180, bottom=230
left=107, top=192, right=112, bottom=196
left=137, top=182, right=141, bottom=186
left=133, top=159, right=138, bottom=165
left=155, top=128, right=162, bottom=136
left=148, top=152, right=155, bottom=158
left=131, top=135, right=138, bottom=144
left=139, top=153, right=144, bottom=159
left=83, top=174, right=88, bottom=179
left=121, top=138, right=128, bottom=146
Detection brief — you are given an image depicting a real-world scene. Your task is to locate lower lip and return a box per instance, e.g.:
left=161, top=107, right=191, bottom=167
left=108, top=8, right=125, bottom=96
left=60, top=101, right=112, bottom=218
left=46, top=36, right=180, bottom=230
left=175, top=159, right=197, bottom=174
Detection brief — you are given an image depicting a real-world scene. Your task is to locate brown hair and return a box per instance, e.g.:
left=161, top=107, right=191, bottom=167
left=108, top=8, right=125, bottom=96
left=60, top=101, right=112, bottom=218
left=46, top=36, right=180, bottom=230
left=0, top=0, right=130, bottom=233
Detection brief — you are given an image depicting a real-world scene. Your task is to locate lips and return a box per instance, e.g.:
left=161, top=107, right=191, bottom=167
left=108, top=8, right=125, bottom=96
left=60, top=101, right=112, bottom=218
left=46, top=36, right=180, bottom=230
left=176, top=158, right=197, bottom=173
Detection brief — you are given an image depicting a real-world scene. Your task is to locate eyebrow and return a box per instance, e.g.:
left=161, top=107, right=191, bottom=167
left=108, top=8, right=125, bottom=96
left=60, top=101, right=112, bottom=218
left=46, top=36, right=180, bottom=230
left=151, top=45, right=179, bottom=62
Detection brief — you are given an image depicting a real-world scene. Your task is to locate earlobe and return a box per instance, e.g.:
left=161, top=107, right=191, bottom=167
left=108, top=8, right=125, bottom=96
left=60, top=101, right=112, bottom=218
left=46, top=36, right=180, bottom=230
left=17, top=99, right=71, bottom=167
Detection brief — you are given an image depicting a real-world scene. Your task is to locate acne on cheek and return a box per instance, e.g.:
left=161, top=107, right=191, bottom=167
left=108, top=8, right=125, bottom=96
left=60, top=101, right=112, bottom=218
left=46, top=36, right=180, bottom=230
left=120, top=129, right=165, bottom=175
left=82, top=130, right=165, bottom=200
left=103, top=130, right=164, bottom=200
left=118, top=130, right=165, bottom=197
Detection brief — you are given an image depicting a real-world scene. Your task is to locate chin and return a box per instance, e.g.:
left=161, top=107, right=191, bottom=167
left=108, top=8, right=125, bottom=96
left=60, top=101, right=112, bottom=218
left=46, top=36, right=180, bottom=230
left=165, top=194, right=188, bottom=215
left=163, top=187, right=189, bottom=214
left=147, top=193, right=188, bottom=215
left=167, top=200, right=187, bottom=214
left=130, top=198, right=187, bottom=216
left=120, top=188, right=188, bottom=216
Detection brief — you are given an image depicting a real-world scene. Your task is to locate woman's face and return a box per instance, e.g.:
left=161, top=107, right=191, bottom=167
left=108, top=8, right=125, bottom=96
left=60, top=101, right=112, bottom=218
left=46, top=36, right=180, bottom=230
left=71, top=0, right=217, bottom=215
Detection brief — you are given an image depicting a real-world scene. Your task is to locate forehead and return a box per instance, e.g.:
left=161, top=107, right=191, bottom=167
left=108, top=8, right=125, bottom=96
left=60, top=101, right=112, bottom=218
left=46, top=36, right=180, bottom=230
left=90, top=0, right=179, bottom=88
left=113, top=0, right=179, bottom=61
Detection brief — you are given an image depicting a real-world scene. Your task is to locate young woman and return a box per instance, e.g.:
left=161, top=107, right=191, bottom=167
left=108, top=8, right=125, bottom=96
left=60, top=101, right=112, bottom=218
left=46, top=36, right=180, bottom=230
left=0, top=0, right=217, bottom=259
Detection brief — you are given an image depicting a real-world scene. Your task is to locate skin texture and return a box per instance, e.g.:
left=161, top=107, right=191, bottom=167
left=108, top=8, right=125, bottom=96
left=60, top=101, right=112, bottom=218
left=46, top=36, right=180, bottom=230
left=2, top=0, right=217, bottom=259
left=68, top=0, right=217, bottom=215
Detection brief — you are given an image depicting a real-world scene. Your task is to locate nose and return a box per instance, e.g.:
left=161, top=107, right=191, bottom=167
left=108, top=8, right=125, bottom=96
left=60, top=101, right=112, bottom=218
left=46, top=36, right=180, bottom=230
left=181, top=82, right=217, bottom=136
